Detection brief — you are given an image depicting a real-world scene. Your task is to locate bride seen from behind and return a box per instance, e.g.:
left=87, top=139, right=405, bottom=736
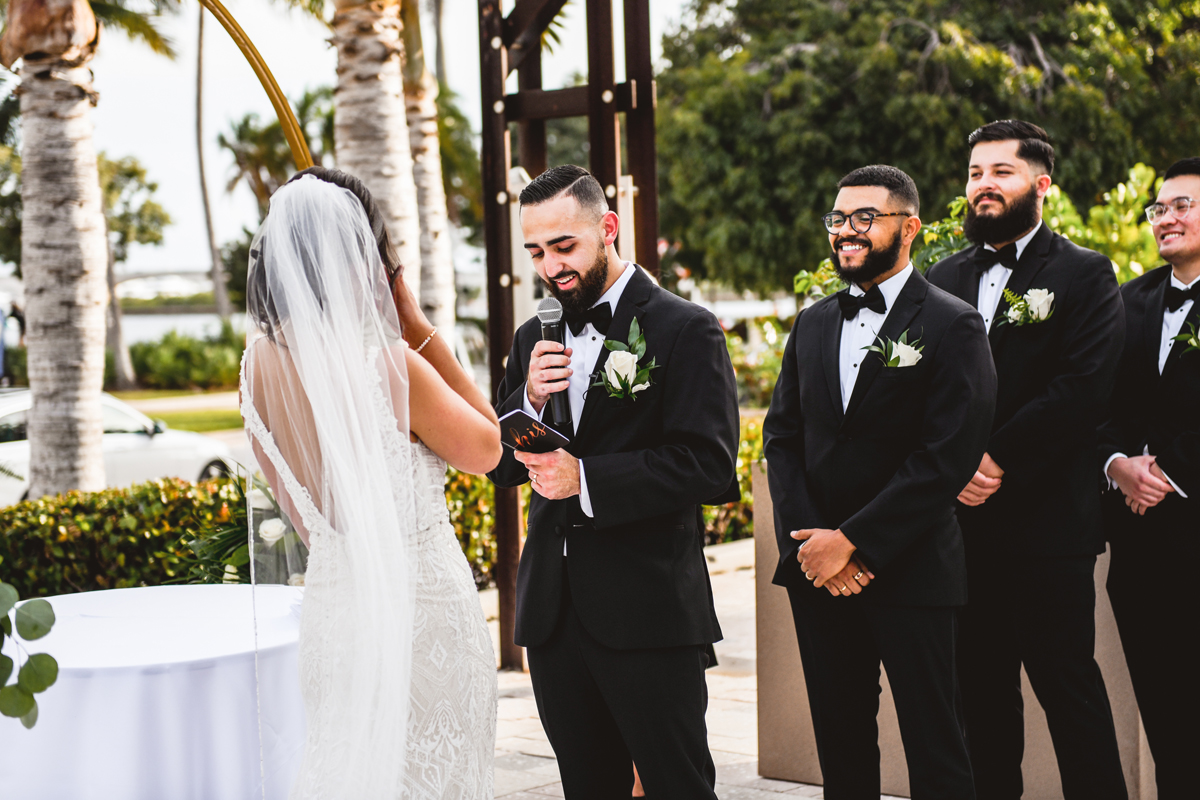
left=239, top=167, right=502, bottom=799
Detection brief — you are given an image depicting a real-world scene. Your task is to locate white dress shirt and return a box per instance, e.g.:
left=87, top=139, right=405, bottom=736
left=839, top=264, right=914, bottom=411
left=523, top=261, right=637, bottom=521
left=1103, top=271, right=1197, bottom=499
left=978, top=223, right=1042, bottom=332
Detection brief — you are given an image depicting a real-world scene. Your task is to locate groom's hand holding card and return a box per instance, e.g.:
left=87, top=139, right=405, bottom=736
left=502, top=410, right=580, bottom=500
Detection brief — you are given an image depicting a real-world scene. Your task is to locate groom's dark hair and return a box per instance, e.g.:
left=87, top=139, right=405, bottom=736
left=1163, top=157, right=1200, bottom=181
left=837, top=165, right=920, bottom=216
left=518, top=164, right=608, bottom=220
left=968, top=119, right=1055, bottom=176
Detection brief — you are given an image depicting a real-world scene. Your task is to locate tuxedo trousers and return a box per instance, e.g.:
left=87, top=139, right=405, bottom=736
left=525, top=559, right=717, bottom=800
left=785, top=586, right=974, bottom=800
left=957, top=550, right=1127, bottom=800
left=1107, top=533, right=1197, bottom=800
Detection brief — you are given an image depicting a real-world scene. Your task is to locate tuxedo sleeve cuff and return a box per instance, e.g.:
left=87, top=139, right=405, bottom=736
left=522, top=385, right=545, bottom=421
left=1103, top=453, right=1127, bottom=491
left=578, top=460, right=594, bottom=518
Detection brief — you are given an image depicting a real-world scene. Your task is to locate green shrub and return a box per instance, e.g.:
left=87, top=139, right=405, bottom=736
left=726, top=320, right=787, bottom=409
left=0, top=478, right=237, bottom=598
left=2, top=345, right=26, bottom=386
left=129, top=321, right=244, bottom=390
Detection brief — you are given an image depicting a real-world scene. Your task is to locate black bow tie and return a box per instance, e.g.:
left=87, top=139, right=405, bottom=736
left=1165, top=284, right=1200, bottom=313
left=974, top=243, right=1019, bottom=276
left=566, top=303, right=613, bottom=336
left=837, top=285, right=887, bottom=320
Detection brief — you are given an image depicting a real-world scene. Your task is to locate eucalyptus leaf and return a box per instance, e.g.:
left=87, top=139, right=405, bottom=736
left=0, top=653, right=12, bottom=686
left=20, top=699, right=37, bottom=729
left=17, top=654, right=57, bottom=694
left=604, top=341, right=628, bottom=352
left=0, top=583, right=17, bottom=618
left=1, top=615, right=10, bottom=636
left=227, top=544, right=250, bottom=568
left=0, top=684, right=34, bottom=718
left=628, top=317, right=641, bottom=342
left=15, top=600, right=54, bottom=641
left=633, top=339, right=646, bottom=358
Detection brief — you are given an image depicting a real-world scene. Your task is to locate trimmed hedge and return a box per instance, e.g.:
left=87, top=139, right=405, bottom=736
left=1, top=418, right=764, bottom=595
left=0, top=478, right=237, bottom=599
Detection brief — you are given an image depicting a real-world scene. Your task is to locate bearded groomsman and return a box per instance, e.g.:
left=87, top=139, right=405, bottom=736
left=765, top=165, right=996, bottom=799
left=926, top=120, right=1127, bottom=799
left=1098, top=156, right=1200, bottom=799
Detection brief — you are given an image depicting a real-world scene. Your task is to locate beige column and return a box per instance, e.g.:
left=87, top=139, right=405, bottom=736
left=752, top=462, right=1156, bottom=798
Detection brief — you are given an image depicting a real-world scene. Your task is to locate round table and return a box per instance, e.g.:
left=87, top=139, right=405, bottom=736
left=0, top=585, right=306, bottom=800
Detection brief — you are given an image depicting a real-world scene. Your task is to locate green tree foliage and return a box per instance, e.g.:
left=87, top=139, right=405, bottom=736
left=657, top=0, right=1200, bottom=293
left=218, top=86, right=334, bottom=221
left=437, top=84, right=483, bottom=244
left=97, top=153, right=171, bottom=262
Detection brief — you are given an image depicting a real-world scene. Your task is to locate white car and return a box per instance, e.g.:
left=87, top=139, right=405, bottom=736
left=0, top=388, right=233, bottom=508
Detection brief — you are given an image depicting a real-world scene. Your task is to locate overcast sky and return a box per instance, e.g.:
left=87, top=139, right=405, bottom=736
left=1, top=0, right=690, bottom=276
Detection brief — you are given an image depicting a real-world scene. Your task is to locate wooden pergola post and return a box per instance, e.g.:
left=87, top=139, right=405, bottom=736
left=478, top=0, right=659, bottom=671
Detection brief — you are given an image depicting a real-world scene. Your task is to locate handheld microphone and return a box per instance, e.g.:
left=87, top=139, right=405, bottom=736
left=536, top=296, right=572, bottom=431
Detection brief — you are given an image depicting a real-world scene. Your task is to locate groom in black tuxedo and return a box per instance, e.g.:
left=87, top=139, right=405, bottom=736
left=926, top=120, right=1127, bottom=799
left=764, top=165, right=996, bottom=798
left=488, top=166, right=740, bottom=799
left=1098, top=156, right=1200, bottom=799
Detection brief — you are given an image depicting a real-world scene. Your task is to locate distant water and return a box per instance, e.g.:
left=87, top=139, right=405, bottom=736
left=121, top=313, right=245, bottom=345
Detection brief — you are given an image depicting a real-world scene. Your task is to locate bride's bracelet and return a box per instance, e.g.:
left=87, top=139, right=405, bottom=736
left=413, top=327, right=438, bottom=354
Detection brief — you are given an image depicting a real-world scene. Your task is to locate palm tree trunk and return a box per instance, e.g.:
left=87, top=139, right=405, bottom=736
left=105, top=233, right=136, bottom=391
left=197, top=9, right=233, bottom=319
left=430, top=0, right=447, bottom=84
left=19, top=60, right=108, bottom=498
left=332, top=0, right=422, bottom=298
left=400, top=0, right=456, bottom=332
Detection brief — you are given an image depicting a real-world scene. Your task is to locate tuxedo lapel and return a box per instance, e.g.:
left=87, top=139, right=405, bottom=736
left=820, top=300, right=845, bottom=423
left=961, top=247, right=982, bottom=309
left=574, top=266, right=654, bottom=439
left=1143, top=272, right=1170, bottom=369
left=842, top=272, right=928, bottom=423
left=988, top=223, right=1053, bottom=349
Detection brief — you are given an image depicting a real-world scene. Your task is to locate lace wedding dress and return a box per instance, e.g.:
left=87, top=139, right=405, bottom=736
left=239, top=175, right=496, bottom=799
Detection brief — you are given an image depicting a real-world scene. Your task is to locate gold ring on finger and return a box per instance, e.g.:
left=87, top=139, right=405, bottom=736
left=840, top=585, right=850, bottom=593
left=853, top=571, right=865, bottom=581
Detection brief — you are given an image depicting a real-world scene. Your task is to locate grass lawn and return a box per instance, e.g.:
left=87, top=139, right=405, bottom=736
left=154, top=409, right=244, bottom=432
left=110, top=388, right=236, bottom=401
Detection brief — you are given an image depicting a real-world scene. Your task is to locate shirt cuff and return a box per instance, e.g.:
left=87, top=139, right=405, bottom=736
left=578, top=459, right=594, bottom=518
left=1103, top=453, right=1127, bottom=491
left=522, top=384, right=544, bottom=421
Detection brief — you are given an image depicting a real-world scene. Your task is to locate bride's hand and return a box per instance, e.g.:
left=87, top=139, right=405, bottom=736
left=390, top=271, right=431, bottom=341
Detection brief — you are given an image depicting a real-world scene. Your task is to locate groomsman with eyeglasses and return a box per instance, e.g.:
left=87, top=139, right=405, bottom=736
left=1097, top=156, right=1200, bottom=799
left=765, top=165, right=996, bottom=798
left=926, top=120, right=1127, bottom=799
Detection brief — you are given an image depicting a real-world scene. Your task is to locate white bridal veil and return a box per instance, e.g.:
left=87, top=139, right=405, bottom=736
left=239, top=175, right=417, bottom=797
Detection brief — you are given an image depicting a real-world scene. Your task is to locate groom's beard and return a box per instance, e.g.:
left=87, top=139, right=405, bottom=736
left=832, top=230, right=903, bottom=287
left=964, top=183, right=1041, bottom=246
left=546, top=245, right=609, bottom=316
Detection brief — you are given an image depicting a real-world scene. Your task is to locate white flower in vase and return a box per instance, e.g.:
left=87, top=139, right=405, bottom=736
left=259, top=518, right=288, bottom=546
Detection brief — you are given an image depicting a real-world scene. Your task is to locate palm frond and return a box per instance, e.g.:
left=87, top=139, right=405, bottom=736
left=90, top=2, right=177, bottom=59
left=0, top=462, right=25, bottom=482
left=270, top=0, right=328, bottom=23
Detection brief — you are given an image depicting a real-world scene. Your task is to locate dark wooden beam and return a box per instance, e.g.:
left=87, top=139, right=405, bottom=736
left=479, top=0, right=523, bottom=672
left=517, top=44, right=548, bottom=178
left=505, top=0, right=569, bottom=75
left=504, top=81, right=635, bottom=122
left=624, top=0, right=659, bottom=273
left=586, top=0, right=621, bottom=212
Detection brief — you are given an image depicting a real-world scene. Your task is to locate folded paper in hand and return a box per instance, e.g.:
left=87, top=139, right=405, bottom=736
left=499, top=409, right=571, bottom=453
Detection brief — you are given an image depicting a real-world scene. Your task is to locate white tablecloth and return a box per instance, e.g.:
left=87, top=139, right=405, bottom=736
left=0, top=585, right=307, bottom=800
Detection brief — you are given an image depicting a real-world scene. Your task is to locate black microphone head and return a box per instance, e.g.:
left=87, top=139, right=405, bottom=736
left=537, top=296, right=564, bottom=324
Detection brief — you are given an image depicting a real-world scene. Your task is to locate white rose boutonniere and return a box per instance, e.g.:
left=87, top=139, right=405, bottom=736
left=1000, top=287, right=1055, bottom=326
left=259, top=517, right=288, bottom=547
left=1174, top=322, right=1200, bottom=356
left=863, top=329, right=924, bottom=367
left=594, top=318, right=659, bottom=400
